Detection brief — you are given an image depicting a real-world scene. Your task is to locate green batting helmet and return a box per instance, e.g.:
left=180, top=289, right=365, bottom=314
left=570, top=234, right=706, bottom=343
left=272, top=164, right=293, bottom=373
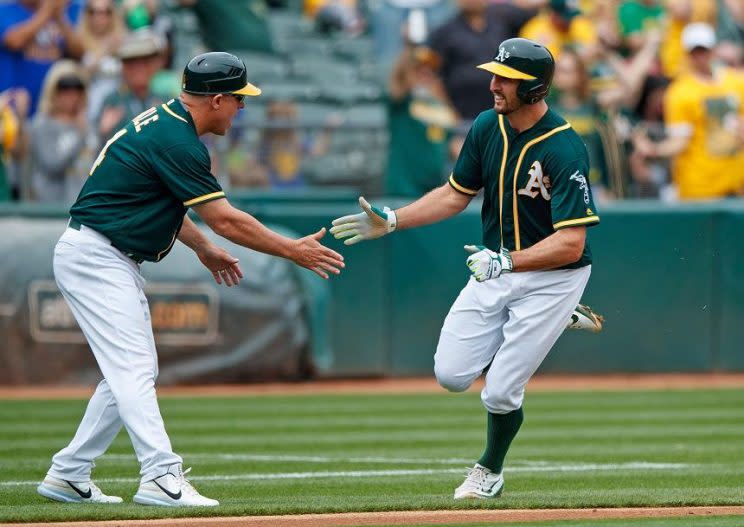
left=477, top=38, right=554, bottom=105
left=182, top=52, right=261, bottom=97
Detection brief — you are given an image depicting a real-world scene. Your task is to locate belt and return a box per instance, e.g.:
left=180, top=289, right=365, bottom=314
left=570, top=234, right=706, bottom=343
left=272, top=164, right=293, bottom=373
left=68, top=218, right=144, bottom=264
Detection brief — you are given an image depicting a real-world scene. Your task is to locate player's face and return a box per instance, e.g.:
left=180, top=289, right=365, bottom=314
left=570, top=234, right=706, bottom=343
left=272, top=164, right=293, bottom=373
left=489, top=75, right=522, bottom=114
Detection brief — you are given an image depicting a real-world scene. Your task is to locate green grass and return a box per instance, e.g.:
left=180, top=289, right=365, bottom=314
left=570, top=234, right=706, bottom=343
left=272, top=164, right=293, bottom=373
left=1, top=388, right=743, bottom=523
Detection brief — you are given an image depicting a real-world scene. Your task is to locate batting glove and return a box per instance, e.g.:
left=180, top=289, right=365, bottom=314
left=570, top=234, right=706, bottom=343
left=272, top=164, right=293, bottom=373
left=464, top=245, right=513, bottom=282
left=330, top=196, right=397, bottom=245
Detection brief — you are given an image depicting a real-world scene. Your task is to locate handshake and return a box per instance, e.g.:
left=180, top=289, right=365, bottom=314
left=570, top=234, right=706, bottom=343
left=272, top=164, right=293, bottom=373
left=330, top=197, right=511, bottom=282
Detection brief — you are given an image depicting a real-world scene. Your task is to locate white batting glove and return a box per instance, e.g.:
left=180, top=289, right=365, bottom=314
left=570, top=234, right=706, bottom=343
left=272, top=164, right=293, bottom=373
left=330, top=196, right=397, bottom=245
left=464, top=245, right=513, bottom=282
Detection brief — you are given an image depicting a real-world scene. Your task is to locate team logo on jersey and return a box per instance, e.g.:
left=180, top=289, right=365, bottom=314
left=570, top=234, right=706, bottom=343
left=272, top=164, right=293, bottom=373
left=495, top=47, right=510, bottom=63
left=518, top=161, right=551, bottom=200
left=569, top=170, right=590, bottom=205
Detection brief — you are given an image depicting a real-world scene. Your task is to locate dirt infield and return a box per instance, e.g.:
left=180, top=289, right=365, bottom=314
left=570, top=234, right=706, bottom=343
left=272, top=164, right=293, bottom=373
left=5, top=507, right=744, bottom=527
left=1, top=372, right=744, bottom=399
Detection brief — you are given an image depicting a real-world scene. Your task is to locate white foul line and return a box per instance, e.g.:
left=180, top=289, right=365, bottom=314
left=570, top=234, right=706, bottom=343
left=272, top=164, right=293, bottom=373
left=0, top=461, right=691, bottom=487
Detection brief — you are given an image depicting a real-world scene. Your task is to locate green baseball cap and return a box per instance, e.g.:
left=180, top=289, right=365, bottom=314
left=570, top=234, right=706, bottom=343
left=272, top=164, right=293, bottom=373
left=549, top=0, right=581, bottom=20
left=182, top=52, right=261, bottom=97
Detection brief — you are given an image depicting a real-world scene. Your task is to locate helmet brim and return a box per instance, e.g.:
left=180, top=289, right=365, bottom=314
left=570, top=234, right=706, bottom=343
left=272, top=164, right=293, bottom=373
left=232, top=82, right=262, bottom=96
left=477, top=62, right=537, bottom=80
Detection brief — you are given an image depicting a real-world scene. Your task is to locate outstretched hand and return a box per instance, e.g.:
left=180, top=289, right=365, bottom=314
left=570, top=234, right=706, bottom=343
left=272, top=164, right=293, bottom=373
left=292, top=227, right=345, bottom=279
left=329, top=196, right=397, bottom=245
left=197, top=245, right=244, bottom=286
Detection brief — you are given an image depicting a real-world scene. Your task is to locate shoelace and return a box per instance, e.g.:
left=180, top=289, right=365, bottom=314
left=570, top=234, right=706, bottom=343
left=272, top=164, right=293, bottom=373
left=177, top=467, right=201, bottom=497
left=463, top=466, right=490, bottom=488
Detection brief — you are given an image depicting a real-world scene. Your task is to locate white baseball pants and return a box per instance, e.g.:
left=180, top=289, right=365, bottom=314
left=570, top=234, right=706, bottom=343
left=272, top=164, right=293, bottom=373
left=48, top=225, right=182, bottom=483
left=434, top=266, right=591, bottom=414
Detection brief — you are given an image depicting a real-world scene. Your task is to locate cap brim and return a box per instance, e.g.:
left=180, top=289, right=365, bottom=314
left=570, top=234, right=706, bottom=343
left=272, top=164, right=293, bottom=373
left=232, top=82, right=262, bottom=96
left=477, top=62, right=537, bottom=80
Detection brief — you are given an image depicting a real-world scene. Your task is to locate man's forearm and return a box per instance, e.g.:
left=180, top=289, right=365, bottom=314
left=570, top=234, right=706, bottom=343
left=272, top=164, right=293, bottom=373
left=58, top=17, right=84, bottom=58
left=396, top=183, right=472, bottom=230
left=3, top=8, right=52, bottom=50
left=178, top=215, right=212, bottom=253
left=211, top=208, right=295, bottom=259
left=510, top=228, right=585, bottom=272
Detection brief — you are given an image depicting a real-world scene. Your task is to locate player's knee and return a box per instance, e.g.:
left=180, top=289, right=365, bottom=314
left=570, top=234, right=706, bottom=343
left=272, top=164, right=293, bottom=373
left=434, top=363, right=474, bottom=393
left=481, top=386, right=523, bottom=413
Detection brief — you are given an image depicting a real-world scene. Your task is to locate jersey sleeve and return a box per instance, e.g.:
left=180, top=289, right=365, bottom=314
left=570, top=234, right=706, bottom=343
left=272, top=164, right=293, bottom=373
left=549, top=155, right=600, bottom=230
left=449, top=117, right=483, bottom=196
left=154, top=142, right=225, bottom=207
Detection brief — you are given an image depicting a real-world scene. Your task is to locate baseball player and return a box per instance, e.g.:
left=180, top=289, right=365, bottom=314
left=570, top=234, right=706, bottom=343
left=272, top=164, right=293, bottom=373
left=331, top=38, right=599, bottom=499
left=37, top=52, right=344, bottom=507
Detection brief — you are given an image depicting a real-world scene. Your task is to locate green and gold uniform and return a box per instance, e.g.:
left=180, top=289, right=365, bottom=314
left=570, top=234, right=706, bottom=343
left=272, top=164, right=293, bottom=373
left=449, top=108, right=599, bottom=269
left=70, top=98, right=225, bottom=263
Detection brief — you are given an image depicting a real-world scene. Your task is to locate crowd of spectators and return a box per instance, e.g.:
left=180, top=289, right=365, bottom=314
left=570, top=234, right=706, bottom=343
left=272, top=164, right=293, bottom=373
left=0, top=0, right=743, bottom=204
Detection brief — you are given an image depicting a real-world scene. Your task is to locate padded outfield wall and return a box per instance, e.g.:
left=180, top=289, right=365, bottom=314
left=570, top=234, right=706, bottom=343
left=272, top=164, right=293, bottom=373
left=0, top=198, right=741, bottom=382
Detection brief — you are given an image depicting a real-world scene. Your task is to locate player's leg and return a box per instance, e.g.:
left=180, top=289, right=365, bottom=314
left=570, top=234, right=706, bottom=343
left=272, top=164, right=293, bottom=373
left=433, top=276, right=512, bottom=393
left=478, top=267, right=591, bottom=478
left=47, top=378, right=122, bottom=481
left=47, top=233, right=182, bottom=482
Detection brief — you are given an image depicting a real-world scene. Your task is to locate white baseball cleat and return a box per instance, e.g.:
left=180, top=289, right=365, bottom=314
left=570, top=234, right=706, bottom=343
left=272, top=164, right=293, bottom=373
left=133, top=465, right=219, bottom=507
left=453, top=463, right=504, bottom=499
left=567, top=303, right=604, bottom=333
left=37, top=475, right=123, bottom=504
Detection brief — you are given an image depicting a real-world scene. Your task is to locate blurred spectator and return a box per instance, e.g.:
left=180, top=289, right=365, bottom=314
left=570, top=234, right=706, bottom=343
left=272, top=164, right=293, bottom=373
left=0, top=0, right=84, bottom=115
left=659, top=0, right=717, bottom=78
left=385, top=43, right=457, bottom=197
left=121, top=0, right=174, bottom=66
left=549, top=48, right=609, bottom=197
left=617, top=0, right=665, bottom=53
left=0, top=91, right=23, bottom=201
left=425, top=0, right=535, bottom=120
left=591, top=0, right=623, bottom=51
left=633, top=23, right=744, bottom=199
left=716, top=0, right=744, bottom=45
left=367, top=0, right=454, bottom=69
left=519, top=0, right=599, bottom=62
left=314, top=0, right=365, bottom=36
left=28, top=60, right=93, bottom=203
left=179, top=0, right=273, bottom=54
left=627, top=74, right=671, bottom=197
left=716, top=40, right=744, bottom=70
left=232, top=101, right=335, bottom=189
left=96, top=29, right=165, bottom=142
left=0, top=88, right=29, bottom=201
left=77, top=0, right=125, bottom=123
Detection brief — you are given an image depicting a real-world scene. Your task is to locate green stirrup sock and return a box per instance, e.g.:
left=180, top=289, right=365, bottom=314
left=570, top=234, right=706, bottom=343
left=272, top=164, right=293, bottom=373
left=477, top=407, right=524, bottom=474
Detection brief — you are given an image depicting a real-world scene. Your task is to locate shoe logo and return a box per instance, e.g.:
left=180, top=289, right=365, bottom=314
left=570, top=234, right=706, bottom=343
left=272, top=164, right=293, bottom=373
left=65, top=481, right=92, bottom=499
left=153, top=479, right=182, bottom=500
left=571, top=314, right=579, bottom=324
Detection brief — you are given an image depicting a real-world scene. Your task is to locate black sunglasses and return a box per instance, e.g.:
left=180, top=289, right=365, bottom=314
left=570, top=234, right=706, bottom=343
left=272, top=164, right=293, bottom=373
left=228, top=94, right=245, bottom=103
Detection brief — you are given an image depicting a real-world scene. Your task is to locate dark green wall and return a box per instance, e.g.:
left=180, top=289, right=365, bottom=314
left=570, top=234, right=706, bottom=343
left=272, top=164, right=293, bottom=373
left=2, top=198, right=742, bottom=375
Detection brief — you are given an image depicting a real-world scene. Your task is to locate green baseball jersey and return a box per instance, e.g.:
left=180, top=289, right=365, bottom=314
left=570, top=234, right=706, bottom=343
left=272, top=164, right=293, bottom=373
left=70, top=98, right=225, bottom=262
left=450, top=108, right=599, bottom=270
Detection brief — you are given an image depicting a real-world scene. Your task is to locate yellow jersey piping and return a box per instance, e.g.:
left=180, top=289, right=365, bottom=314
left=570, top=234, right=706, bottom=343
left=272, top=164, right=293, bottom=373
left=497, top=115, right=509, bottom=248
left=161, top=102, right=188, bottom=123
left=553, top=216, right=600, bottom=229
left=448, top=174, right=479, bottom=195
left=183, top=191, right=226, bottom=207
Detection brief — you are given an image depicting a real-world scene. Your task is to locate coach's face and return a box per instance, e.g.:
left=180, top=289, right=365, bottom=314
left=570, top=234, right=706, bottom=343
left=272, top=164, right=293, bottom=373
left=209, top=93, right=245, bottom=135
left=490, top=74, right=521, bottom=114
